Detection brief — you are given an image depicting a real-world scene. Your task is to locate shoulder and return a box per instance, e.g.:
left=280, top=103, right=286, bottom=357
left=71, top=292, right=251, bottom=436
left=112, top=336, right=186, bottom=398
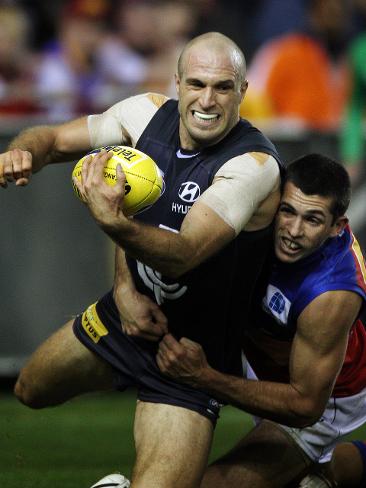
left=105, top=92, right=170, bottom=118
left=217, top=152, right=280, bottom=186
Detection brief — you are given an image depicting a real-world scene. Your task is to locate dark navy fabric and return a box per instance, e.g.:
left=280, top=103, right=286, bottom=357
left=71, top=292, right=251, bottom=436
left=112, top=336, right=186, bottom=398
left=73, top=290, right=222, bottom=424
left=126, top=99, right=284, bottom=374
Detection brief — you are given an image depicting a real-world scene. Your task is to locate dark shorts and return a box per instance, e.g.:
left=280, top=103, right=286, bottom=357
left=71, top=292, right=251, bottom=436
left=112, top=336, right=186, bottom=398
left=73, top=290, right=221, bottom=425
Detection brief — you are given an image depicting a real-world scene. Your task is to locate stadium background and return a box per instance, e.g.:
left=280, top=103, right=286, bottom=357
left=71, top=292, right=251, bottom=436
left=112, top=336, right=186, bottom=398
left=1, top=0, right=366, bottom=486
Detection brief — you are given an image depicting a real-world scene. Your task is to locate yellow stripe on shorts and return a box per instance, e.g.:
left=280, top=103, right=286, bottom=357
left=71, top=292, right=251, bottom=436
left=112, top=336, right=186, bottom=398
left=81, top=302, right=108, bottom=343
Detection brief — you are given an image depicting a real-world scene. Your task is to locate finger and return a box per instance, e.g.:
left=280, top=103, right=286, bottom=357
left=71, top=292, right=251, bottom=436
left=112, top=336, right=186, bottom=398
left=116, top=164, right=128, bottom=202
left=138, top=320, right=165, bottom=336
left=116, top=163, right=126, bottom=189
left=151, top=307, right=168, bottom=334
left=159, top=335, right=184, bottom=361
left=72, top=176, right=86, bottom=202
left=92, top=150, right=110, bottom=183
left=12, top=149, right=32, bottom=180
left=81, top=154, right=94, bottom=187
left=180, top=337, right=201, bottom=350
left=19, top=150, right=33, bottom=180
left=3, top=152, right=15, bottom=182
left=156, top=349, right=175, bottom=374
left=15, top=177, right=30, bottom=187
left=0, top=161, right=7, bottom=188
left=124, top=322, right=162, bottom=342
left=162, top=333, right=181, bottom=351
left=156, top=352, right=169, bottom=373
left=146, top=319, right=167, bottom=337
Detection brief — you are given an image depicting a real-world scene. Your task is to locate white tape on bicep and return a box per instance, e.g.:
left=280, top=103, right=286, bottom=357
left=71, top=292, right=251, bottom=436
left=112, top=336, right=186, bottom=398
left=87, top=113, right=123, bottom=148
left=199, top=154, right=279, bottom=235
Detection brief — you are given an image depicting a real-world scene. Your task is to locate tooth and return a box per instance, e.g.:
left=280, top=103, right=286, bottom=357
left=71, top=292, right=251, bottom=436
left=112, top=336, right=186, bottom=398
left=194, top=112, right=217, bottom=120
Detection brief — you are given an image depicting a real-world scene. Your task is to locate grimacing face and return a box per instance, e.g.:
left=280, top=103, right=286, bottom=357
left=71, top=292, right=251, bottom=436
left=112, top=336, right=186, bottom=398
left=274, top=182, right=347, bottom=263
left=176, top=44, right=247, bottom=151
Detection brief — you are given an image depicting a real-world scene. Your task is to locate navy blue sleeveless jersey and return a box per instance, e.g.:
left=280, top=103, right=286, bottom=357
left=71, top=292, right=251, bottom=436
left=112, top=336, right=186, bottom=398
left=125, top=99, right=284, bottom=374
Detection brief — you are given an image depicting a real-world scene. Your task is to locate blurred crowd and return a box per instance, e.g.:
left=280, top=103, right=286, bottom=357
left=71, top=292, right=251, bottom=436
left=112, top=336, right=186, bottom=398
left=1, top=0, right=366, bottom=184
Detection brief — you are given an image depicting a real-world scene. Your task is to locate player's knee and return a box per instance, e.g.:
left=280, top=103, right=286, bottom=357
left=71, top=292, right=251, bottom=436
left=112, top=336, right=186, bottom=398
left=14, top=372, right=46, bottom=409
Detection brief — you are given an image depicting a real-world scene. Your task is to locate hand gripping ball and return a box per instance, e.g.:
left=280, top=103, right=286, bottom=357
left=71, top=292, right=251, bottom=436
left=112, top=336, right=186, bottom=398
left=72, top=145, right=164, bottom=216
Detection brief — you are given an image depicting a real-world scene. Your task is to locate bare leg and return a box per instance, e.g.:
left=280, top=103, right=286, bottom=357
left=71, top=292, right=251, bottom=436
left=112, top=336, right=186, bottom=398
left=331, top=442, right=364, bottom=486
left=14, top=320, right=115, bottom=408
left=131, top=401, right=214, bottom=488
left=201, top=420, right=312, bottom=488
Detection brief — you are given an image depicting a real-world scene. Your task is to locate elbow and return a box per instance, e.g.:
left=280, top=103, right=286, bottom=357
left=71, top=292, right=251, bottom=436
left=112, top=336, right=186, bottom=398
left=157, top=251, right=198, bottom=279
left=288, top=401, right=324, bottom=428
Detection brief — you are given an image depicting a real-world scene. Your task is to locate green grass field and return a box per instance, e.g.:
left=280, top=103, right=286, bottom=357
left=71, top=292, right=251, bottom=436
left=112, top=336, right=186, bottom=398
left=0, top=388, right=253, bottom=488
left=1, top=388, right=365, bottom=488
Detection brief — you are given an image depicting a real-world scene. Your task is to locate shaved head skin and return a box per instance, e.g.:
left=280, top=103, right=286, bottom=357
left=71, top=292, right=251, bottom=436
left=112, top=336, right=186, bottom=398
left=178, top=32, right=247, bottom=85
left=175, top=32, right=248, bottom=150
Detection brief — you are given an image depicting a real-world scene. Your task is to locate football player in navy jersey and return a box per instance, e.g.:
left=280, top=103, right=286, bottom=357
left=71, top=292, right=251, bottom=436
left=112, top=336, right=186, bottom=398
left=156, top=154, right=366, bottom=488
left=1, top=32, right=285, bottom=488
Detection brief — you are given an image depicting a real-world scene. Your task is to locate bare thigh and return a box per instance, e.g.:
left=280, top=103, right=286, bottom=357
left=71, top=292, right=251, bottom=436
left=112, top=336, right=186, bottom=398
left=201, top=420, right=313, bottom=488
left=131, top=400, right=214, bottom=488
left=14, top=320, right=116, bottom=408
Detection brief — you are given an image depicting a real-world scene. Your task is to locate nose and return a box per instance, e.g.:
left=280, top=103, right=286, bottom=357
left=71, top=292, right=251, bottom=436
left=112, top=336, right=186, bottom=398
left=288, top=217, right=304, bottom=238
left=199, top=87, right=216, bottom=110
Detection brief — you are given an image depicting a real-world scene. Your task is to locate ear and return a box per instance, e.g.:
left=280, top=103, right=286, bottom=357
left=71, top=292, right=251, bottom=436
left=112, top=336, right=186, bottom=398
left=329, top=215, right=348, bottom=237
left=175, top=73, right=180, bottom=96
left=240, top=79, right=248, bottom=103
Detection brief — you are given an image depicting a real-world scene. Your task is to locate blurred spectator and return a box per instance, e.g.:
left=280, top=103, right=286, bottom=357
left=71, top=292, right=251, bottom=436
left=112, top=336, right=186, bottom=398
left=35, top=0, right=199, bottom=119
left=0, top=3, right=39, bottom=115
left=35, top=0, right=110, bottom=120
left=351, top=0, right=366, bottom=36
left=249, top=0, right=306, bottom=53
left=339, top=31, right=366, bottom=186
left=95, top=0, right=199, bottom=106
left=241, top=0, right=352, bottom=132
left=192, top=0, right=260, bottom=63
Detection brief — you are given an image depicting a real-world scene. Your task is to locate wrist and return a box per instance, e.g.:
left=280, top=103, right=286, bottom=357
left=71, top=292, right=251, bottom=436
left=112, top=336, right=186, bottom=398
left=113, top=281, right=136, bottom=296
left=192, top=365, right=215, bottom=388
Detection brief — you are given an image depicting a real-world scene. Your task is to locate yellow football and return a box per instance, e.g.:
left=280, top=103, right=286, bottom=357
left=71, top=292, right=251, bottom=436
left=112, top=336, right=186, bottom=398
left=72, top=145, right=164, bottom=216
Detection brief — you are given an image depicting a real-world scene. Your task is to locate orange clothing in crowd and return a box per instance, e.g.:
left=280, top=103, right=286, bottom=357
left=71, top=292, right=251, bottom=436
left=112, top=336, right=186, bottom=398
left=241, top=33, right=349, bottom=130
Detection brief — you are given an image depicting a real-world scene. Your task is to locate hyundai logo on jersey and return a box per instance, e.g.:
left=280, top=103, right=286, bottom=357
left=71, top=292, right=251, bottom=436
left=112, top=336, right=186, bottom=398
left=178, top=182, right=201, bottom=203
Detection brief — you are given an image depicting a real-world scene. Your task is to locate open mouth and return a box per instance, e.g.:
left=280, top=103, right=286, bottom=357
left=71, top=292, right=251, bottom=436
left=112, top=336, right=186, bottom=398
left=281, top=237, right=302, bottom=253
left=192, top=110, right=220, bottom=124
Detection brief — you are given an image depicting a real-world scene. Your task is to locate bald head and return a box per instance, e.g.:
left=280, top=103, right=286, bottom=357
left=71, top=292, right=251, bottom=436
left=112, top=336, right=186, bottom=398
left=177, top=32, right=247, bottom=85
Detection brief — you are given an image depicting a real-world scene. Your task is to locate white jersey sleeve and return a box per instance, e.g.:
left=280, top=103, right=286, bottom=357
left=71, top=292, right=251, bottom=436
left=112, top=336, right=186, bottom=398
left=199, top=153, right=280, bottom=235
left=87, top=93, right=169, bottom=148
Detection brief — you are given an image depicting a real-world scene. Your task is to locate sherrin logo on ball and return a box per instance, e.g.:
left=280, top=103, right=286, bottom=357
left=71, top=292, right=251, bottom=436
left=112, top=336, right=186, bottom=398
left=72, top=145, right=164, bottom=216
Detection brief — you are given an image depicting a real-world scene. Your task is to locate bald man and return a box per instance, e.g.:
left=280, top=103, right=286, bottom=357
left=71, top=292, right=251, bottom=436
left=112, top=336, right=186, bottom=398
left=2, top=33, right=283, bottom=487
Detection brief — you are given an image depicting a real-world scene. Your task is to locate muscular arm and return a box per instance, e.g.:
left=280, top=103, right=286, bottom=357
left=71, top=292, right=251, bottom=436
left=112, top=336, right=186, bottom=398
left=108, top=198, right=235, bottom=278
left=113, top=245, right=168, bottom=340
left=0, top=92, right=161, bottom=187
left=157, top=291, right=362, bottom=427
left=75, top=150, right=279, bottom=278
left=7, top=117, right=92, bottom=171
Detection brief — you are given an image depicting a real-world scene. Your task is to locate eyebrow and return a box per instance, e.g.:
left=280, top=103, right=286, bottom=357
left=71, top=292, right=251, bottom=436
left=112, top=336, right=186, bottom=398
left=280, top=202, right=327, bottom=219
left=185, top=77, right=235, bottom=87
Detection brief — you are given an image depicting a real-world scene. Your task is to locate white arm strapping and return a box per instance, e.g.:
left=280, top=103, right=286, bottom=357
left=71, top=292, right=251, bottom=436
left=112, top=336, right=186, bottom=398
left=199, top=153, right=280, bottom=235
left=87, top=93, right=168, bottom=148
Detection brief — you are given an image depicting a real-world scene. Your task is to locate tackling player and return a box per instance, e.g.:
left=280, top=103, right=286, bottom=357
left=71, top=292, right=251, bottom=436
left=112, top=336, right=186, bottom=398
left=156, top=154, right=366, bottom=487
